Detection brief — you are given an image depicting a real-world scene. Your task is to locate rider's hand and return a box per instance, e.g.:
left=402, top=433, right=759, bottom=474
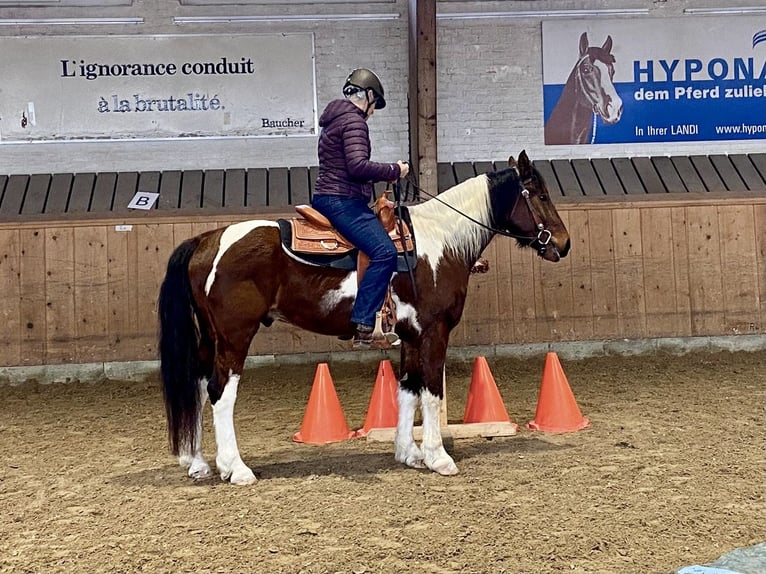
left=397, top=161, right=410, bottom=179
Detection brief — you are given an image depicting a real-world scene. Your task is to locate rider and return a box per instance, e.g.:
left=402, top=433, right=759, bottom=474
left=311, top=68, right=410, bottom=349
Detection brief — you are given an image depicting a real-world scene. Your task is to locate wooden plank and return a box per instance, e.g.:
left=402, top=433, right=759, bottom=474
left=46, top=173, right=73, bottom=214
left=107, top=224, right=138, bottom=361
left=710, top=155, right=747, bottom=192
left=136, top=171, right=161, bottom=211
left=686, top=205, right=724, bottom=334
left=565, top=209, right=594, bottom=340
left=550, top=159, right=581, bottom=197
left=21, top=174, right=51, bottom=215
left=588, top=208, right=619, bottom=338
left=729, top=154, right=766, bottom=191
left=437, top=162, right=455, bottom=193
left=202, top=170, right=225, bottom=209
left=612, top=208, right=646, bottom=337
left=749, top=153, right=766, bottom=182
left=640, top=206, right=677, bottom=336
left=157, top=171, right=182, bottom=211
left=1, top=175, right=29, bottom=216
left=74, top=226, right=109, bottom=362
left=474, top=161, right=495, bottom=176
left=492, top=236, right=514, bottom=343
left=45, top=227, right=76, bottom=362
left=268, top=167, right=290, bottom=207
left=223, top=169, right=246, bottom=208
left=453, top=162, right=475, bottom=184
left=571, top=158, right=603, bottom=197
left=755, top=203, right=766, bottom=329
left=536, top=210, right=575, bottom=341
left=366, top=422, right=517, bottom=442
left=690, top=155, right=726, bottom=192
left=180, top=170, right=204, bottom=209
left=412, top=0, right=437, bottom=205
left=509, top=238, right=538, bottom=343
left=19, top=228, right=46, bottom=365
left=462, top=239, right=499, bottom=345
left=612, top=157, right=645, bottom=195
left=651, top=156, right=686, bottom=194
left=289, top=167, right=311, bottom=206
left=533, top=160, right=563, bottom=197
left=591, top=158, right=625, bottom=196
left=717, top=205, right=759, bottom=332
left=309, top=165, right=319, bottom=194
left=632, top=157, right=666, bottom=194
left=90, top=172, right=117, bottom=213
left=0, top=230, right=21, bottom=365
left=670, top=206, right=692, bottom=337
left=670, top=156, right=706, bottom=193
left=68, top=173, right=95, bottom=213
left=246, top=168, right=268, bottom=207
left=136, top=223, right=176, bottom=358
left=112, top=172, right=139, bottom=214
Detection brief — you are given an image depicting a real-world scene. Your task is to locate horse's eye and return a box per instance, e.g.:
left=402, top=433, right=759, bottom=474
left=538, top=194, right=547, bottom=201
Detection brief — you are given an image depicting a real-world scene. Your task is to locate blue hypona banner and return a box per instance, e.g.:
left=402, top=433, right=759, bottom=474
left=542, top=16, right=766, bottom=145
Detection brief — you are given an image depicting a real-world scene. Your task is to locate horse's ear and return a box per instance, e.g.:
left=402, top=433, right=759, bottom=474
left=517, top=150, right=532, bottom=179
left=508, top=155, right=517, bottom=169
left=579, top=32, right=589, bottom=56
left=603, top=35, right=613, bottom=54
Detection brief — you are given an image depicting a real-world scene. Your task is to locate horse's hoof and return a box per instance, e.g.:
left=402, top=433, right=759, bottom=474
left=395, top=447, right=426, bottom=469
left=430, top=458, right=459, bottom=476
left=230, top=466, right=257, bottom=486
left=188, top=461, right=212, bottom=480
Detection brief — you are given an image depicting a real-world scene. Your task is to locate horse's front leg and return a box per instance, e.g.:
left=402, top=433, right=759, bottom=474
left=209, top=371, right=256, bottom=486
left=178, top=378, right=213, bottom=480
left=395, top=363, right=425, bottom=469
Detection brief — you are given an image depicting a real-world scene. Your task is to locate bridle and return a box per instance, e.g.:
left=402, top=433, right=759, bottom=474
left=396, top=173, right=555, bottom=258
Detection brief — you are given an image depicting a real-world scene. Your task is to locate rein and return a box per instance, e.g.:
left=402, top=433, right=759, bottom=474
left=401, top=173, right=554, bottom=257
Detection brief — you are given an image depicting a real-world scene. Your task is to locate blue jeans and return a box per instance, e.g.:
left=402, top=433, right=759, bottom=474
left=312, top=194, right=397, bottom=328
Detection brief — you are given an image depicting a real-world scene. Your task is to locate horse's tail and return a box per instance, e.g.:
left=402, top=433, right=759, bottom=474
left=158, top=236, right=204, bottom=456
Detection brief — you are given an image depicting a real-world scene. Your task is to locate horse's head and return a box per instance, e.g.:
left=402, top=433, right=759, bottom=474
left=503, top=151, right=570, bottom=262
left=577, top=32, right=623, bottom=125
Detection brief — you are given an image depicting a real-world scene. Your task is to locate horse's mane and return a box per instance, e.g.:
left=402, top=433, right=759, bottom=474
left=408, top=172, right=497, bottom=265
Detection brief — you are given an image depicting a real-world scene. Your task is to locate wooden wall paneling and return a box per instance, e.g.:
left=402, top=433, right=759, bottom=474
left=748, top=153, right=766, bottom=181
left=180, top=170, right=204, bottom=209
left=729, top=155, right=765, bottom=190
left=535, top=210, right=575, bottom=341
left=710, top=155, right=746, bottom=191
left=68, top=173, right=95, bottom=213
left=45, top=228, right=76, bottom=363
left=268, top=167, right=290, bottom=207
left=509, top=239, right=538, bottom=343
left=246, top=169, right=268, bottom=207
left=474, top=161, right=495, bottom=176
left=437, top=163, right=455, bottom=193
left=0, top=230, right=21, bottom=365
left=111, top=172, right=139, bottom=214
left=591, top=159, right=625, bottom=196
left=587, top=209, right=619, bottom=338
left=136, top=224, right=176, bottom=359
left=224, top=169, right=246, bottom=209
left=492, top=235, right=515, bottom=344
left=670, top=157, right=705, bottom=192
left=612, top=158, right=645, bottom=195
left=651, top=156, right=685, bottom=194
left=551, top=160, right=581, bottom=197
left=571, top=159, right=604, bottom=197
left=157, top=171, right=182, bottom=211
left=46, top=173, right=73, bottom=214
left=202, top=170, right=225, bottom=209
left=685, top=205, right=724, bottom=334
left=669, top=206, right=692, bottom=337
left=612, top=209, right=646, bottom=337
left=107, top=225, right=138, bottom=361
left=640, top=207, right=677, bottom=336
left=90, top=173, right=117, bottom=213
left=462, top=239, right=499, bottom=345
left=453, top=162, right=476, bottom=184
left=533, top=160, right=563, bottom=197
left=74, top=226, right=109, bottom=362
left=21, top=174, right=51, bottom=215
left=566, top=209, right=595, bottom=340
left=690, top=156, right=726, bottom=192
left=632, top=157, right=666, bottom=194
left=717, top=204, right=759, bottom=332
left=19, top=229, right=46, bottom=365
left=755, top=203, right=766, bottom=329
left=1, top=175, right=29, bottom=216
left=289, top=167, right=311, bottom=206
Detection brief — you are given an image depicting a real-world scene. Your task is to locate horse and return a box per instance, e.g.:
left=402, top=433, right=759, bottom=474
left=544, top=32, right=623, bottom=145
left=158, top=150, right=570, bottom=485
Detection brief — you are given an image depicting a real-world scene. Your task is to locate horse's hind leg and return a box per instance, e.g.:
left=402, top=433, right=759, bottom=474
left=178, top=378, right=212, bottom=480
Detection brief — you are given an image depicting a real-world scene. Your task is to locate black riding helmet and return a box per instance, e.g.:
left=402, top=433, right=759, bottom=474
left=342, top=68, right=386, bottom=109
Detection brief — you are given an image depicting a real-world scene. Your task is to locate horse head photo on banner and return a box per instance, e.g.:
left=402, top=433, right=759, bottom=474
left=544, top=32, right=624, bottom=145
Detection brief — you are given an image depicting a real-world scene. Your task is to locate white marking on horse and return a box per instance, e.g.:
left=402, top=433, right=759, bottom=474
left=319, top=272, right=357, bottom=313
left=212, top=372, right=256, bottom=485
left=205, top=220, right=279, bottom=296
left=420, top=388, right=458, bottom=475
left=394, top=378, right=425, bottom=468
left=178, top=377, right=212, bottom=480
left=391, top=292, right=421, bottom=334
left=594, top=59, right=623, bottom=124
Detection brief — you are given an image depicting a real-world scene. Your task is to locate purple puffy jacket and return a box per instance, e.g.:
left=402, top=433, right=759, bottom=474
left=313, top=99, right=401, bottom=201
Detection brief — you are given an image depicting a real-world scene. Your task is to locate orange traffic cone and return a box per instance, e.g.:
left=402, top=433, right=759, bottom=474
left=354, top=360, right=399, bottom=438
left=463, top=356, right=517, bottom=429
left=526, top=352, right=590, bottom=433
left=293, top=363, right=355, bottom=445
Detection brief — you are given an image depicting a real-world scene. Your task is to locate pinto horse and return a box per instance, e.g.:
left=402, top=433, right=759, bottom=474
left=158, top=151, right=570, bottom=484
left=544, top=32, right=623, bottom=145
